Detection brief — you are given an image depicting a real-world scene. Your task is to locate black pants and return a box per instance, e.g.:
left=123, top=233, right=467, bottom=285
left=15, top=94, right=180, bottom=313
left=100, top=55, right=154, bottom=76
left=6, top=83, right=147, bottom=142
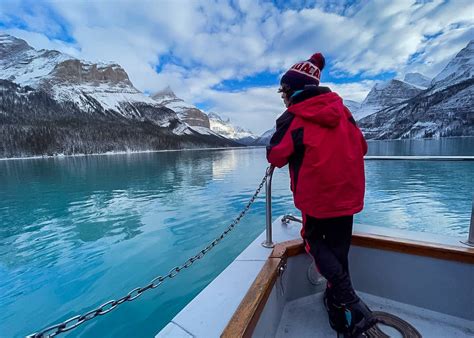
left=302, top=214, right=358, bottom=304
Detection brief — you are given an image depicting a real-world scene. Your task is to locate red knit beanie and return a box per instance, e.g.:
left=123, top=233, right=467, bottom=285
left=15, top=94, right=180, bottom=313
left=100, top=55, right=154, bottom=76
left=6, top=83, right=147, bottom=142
left=280, top=53, right=325, bottom=91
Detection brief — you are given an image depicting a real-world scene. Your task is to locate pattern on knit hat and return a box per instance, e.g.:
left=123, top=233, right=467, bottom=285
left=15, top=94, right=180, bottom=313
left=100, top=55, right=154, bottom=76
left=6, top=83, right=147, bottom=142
left=280, top=53, right=326, bottom=91
left=289, top=61, right=321, bottom=81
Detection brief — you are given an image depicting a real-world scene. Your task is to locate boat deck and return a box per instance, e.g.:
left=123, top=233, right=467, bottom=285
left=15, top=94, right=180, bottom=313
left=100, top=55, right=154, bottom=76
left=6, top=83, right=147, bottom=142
left=157, top=219, right=473, bottom=338
left=276, top=291, right=474, bottom=338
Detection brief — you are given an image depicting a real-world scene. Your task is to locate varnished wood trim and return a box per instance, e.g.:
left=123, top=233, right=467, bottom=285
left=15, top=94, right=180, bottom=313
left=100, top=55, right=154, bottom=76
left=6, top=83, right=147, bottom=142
left=270, top=239, right=304, bottom=258
left=352, top=232, right=474, bottom=264
left=221, top=258, right=281, bottom=338
left=222, top=232, right=474, bottom=337
left=268, top=234, right=474, bottom=264
left=222, top=240, right=305, bottom=338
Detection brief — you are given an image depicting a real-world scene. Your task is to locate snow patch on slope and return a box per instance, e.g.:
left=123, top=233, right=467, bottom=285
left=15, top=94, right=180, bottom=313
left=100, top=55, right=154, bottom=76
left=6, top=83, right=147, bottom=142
left=432, top=40, right=473, bottom=87
left=0, top=35, right=72, bottom=87
left=152, top=87, right=211, bottom=128
left=208, top=112, right=256, bottom=140
left=403, top=73, right=431, bottom=89
left=53, top=84, right=154, bottom=113
left=253, top=127, right=276, bottom=145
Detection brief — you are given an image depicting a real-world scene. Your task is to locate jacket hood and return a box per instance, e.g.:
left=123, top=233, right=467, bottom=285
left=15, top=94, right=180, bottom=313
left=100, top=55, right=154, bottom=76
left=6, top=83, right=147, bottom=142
left=288, top=91, right=344, bottom=128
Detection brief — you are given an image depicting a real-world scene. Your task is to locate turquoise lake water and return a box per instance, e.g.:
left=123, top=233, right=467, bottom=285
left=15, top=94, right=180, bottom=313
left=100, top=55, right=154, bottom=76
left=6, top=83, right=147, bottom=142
left=0, top=144, right=473, bottom=337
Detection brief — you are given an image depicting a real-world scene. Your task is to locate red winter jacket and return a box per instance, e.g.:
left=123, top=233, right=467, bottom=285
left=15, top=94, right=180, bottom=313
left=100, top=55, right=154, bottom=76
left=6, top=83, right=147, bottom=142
left=266, top=87, right=368, bottom=219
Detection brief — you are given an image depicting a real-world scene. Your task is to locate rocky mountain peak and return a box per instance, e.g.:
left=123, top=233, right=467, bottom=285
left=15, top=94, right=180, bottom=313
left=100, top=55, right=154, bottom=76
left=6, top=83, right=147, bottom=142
left=47, top=59, right=134, bottom=88
left=403, top=73, right=431, bottom=89
left=152, top=86, right=177, bottom=100
left=344, top=99, right=362, bottom=117
left=152, top=88, right=210, bottom=128
left=253, top=127, right=276, bottom=146
left=208, top=112, right=230, bottom=123
left=432, top=40, right=473, bottom=88
left=357, top=40, right=474, bottom=139
left=0, top=33, right=136, bottom=91
left=363, top=79, right=423, bottom=107
left=353, top=79, right=424, bottom=121
left=152, top=87, right=185, bottom=106
left=0, top=34, right=32, bottom=58
left=0, top=33, right=241, bottom=154
left=208, top=112, right=256, bottom=143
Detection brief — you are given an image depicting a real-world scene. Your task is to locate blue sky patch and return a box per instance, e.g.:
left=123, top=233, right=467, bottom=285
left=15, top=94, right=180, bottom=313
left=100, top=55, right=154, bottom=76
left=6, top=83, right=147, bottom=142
left=213, top=72, right=281, bottom=91
left=1, top=1, right=75, bottom=43
left=324, top=68, right=397, bottom=84
left=155, top=53, right=180, bottom=73
left=194, top=99, right=214, bottom=112
left=0, top=0, right=470, bottom=133
left=424, top=31, right=443, bottom=41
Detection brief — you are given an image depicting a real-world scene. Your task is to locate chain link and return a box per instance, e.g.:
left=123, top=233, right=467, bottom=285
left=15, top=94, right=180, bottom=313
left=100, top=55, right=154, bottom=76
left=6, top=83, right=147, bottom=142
left=28, top=167, right=271, bottom=338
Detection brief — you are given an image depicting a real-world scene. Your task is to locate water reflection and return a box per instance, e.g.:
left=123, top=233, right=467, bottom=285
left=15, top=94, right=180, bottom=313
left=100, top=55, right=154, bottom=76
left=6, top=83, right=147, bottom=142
left=0, top=150, right=239, bottom=269
left=0, top=144, right=473, bottom=338
left=212, top=149, right=239, bottom=180
left=357, top=160, right=473, bottom=235
left=366, top=137, right=474, bottom=156
left=1, top=149, right=261, bottom=338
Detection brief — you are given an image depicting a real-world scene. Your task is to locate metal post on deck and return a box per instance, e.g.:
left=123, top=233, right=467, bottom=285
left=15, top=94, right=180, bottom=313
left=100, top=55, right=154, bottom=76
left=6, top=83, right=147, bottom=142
left=461, top=197, right=474, bottom=247
left=262, top=166, right=275, bottom=248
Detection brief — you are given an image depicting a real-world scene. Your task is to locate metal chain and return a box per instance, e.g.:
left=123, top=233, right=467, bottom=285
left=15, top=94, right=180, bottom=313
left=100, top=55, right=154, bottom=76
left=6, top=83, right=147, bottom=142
left=28, top=167, right=271, bottom=338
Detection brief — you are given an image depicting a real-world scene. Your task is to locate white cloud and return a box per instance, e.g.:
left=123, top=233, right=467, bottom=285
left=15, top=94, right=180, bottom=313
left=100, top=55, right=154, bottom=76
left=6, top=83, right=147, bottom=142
left=193, top=80, right=374, bottom=135
left=329, top=0, right=474, bottom=76
left=322, top=80, right=376, bottom=102
left=1, top=0, right=472, bottom=133
left=2, top=28, right=80, bottom=57
left=197, top=86, right=283, bottom=135
left=404, top=25, right=473, bottom=78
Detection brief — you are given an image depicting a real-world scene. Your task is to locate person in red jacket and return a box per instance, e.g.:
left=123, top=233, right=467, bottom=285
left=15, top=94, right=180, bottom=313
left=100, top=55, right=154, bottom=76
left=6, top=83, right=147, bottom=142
left=267, top=53, right=375, bottom=337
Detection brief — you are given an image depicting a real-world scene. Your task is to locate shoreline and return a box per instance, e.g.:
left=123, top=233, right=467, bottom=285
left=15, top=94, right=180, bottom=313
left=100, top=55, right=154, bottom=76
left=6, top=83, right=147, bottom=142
left=366, top=135, right=474, bottom=142
left=1, top=136, right=473, bottom=161
left=0, top=145, right=266, bottom=161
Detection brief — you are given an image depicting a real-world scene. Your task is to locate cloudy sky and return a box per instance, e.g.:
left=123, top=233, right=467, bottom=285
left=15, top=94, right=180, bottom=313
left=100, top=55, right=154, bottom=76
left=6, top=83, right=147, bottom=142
left=1, top=0, right=473, bottom=134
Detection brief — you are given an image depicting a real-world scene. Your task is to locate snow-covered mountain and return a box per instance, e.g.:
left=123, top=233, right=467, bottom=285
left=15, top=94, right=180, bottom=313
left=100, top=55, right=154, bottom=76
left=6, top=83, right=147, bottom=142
left=208, top=112, right=257, bottom=145
left=344, top=99, right=362, bottom=117
left=0, top=34, right=238, bottom=157
left=259, top=42, right=473, bottom=141
left=0, top=33, right=179, bottom=126
left=431, top=40, right=473, bottom=88
left=152, top=87, right=211, bottom=128
left=358, top=41, right=474, bottom=139
left=253, top=127, right=275, bottom=146
left=355, top=79, right=424, bottom=120
left=358, top=79, right=473, bottom=139
left=0, top=33, right=71, bottom=88
left=152, top=87, right=257, bottom=144
left=403, top=73, right=431, bottom=89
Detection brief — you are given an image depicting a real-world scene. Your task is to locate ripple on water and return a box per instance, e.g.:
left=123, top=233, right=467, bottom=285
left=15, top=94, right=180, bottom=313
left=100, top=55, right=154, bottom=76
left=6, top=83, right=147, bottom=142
left=0, top=149, right=472, bottom=337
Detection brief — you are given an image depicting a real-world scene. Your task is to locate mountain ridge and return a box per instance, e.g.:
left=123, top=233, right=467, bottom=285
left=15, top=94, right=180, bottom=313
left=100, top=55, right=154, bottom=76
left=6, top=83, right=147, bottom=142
left=152, top=87, right=258, bottom=144
left=0, top=34, right=239, bottom=157
left=257, top=40, right=473, bottom=144
left=357, top=40, right=473, bottom=139
left=151, top=87, right=211, bottom=128
left=207, top=112, right=257, bottom=145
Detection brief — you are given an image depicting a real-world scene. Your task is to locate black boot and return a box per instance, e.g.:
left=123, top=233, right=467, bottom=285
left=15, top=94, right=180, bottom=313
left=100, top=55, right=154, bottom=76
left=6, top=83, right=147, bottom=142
left=341, top=299, right=377, bottom=337
left=323, top=287, right=347, bottom=333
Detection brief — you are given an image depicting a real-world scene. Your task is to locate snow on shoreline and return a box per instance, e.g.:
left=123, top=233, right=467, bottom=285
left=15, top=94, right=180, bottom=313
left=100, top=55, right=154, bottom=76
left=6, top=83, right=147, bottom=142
left=0, top=146, right=264, bottom=161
